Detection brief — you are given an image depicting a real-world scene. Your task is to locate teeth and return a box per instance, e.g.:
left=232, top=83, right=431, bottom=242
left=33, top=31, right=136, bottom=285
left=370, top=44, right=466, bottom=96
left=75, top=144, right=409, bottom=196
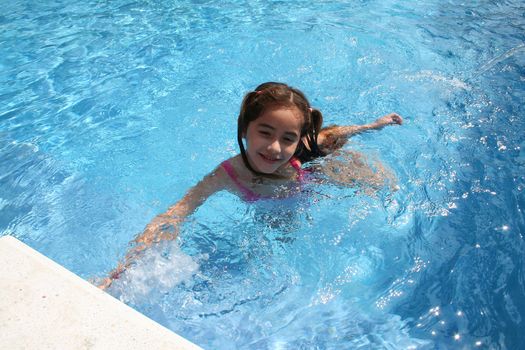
left=261, top=154, right=279, bottom=161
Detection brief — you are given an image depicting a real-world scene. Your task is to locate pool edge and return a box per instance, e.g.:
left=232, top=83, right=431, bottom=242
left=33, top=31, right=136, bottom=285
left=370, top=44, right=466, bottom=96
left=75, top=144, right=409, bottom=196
left=0, top=235, right=203, bottom=350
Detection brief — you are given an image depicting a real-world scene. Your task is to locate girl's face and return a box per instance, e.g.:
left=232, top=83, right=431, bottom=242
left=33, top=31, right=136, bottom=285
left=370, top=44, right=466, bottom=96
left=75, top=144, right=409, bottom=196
left=245, top=105, right=303, bottom=174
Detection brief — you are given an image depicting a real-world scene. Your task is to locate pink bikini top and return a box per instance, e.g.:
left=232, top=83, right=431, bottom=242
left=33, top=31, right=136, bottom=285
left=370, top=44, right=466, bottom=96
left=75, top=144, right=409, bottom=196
left=221, top=157, right=307, bottom=202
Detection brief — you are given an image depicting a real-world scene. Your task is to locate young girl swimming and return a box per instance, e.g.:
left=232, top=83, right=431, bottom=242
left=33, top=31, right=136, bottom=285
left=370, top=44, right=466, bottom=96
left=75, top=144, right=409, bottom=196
left=99, top=82, right=402, bottom=289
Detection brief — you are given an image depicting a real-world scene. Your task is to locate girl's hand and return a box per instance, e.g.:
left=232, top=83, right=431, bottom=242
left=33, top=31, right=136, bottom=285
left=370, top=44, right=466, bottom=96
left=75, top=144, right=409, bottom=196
left=98, top=249, right=142, bottom=290
left=374, top=113, right=403, bottom=127
left=97, top=214, right=181, bottom=291
left=98, top=271, right=121, bottom=290
left=97, top=261, right=127, bottom=290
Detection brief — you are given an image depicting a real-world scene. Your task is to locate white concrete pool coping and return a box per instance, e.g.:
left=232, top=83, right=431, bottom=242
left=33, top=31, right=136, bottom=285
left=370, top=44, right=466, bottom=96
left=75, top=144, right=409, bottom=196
left=0, top=235, right=203, bottom=350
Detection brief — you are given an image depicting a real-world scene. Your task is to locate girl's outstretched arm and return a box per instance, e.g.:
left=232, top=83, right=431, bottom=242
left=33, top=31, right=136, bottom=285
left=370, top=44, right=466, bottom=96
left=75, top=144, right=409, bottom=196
left=137, top=166, right=227, bottom=245
left=318, top=113, right=403, bottom=153
left=99, top=166, right=227, bottom=290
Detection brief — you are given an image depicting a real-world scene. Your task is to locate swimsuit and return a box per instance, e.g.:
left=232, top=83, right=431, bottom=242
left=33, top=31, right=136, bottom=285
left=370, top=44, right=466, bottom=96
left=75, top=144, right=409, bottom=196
left=221, top=157, right=307, bottom=202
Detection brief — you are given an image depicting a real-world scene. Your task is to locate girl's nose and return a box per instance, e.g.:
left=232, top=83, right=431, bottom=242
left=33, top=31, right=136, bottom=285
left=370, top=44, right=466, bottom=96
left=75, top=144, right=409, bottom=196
left=267, top=139, right=281, bottom=154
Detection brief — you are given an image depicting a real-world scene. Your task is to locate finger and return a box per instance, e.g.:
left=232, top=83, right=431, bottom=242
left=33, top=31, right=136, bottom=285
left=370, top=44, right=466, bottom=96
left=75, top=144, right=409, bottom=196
left=98, top=277, right=112, bottom=290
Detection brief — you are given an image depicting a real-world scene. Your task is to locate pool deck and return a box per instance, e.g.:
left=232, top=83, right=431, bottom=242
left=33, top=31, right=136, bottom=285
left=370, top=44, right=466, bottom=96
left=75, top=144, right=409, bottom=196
left=0, top=235, right=203, bottom=350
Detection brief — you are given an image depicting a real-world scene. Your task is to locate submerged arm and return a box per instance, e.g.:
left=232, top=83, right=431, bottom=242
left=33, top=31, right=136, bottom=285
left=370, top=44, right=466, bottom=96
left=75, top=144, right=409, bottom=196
left=99, top=166, right=226, bottom=289
left=319, top=150, right=398, bottom=193
left=317, top=113, right=403, bottom=153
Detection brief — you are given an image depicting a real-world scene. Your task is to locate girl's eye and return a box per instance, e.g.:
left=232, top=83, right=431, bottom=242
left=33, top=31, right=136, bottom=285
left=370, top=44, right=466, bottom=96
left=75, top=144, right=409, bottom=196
left=259, top=131, right=271, bottom=136
left=283, top=137, right=296, bottom=144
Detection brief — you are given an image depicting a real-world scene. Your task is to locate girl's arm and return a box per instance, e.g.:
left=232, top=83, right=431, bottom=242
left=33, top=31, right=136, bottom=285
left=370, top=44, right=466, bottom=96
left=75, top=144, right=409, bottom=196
left=318, top=113, right=403, bottom=153
left=137, top=166, right=227, bottom=245
left=99, top=166, right=227, bottom=289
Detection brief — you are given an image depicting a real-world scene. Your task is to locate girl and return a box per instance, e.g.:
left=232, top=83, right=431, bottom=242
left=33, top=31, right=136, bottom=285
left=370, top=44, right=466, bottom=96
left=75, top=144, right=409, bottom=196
left=100, top=82, right=402, bottom=289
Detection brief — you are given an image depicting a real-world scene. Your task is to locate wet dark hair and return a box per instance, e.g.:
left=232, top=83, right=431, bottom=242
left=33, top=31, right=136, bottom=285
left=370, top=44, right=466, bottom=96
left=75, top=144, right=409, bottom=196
left=237, top=82, right=326, bottom=176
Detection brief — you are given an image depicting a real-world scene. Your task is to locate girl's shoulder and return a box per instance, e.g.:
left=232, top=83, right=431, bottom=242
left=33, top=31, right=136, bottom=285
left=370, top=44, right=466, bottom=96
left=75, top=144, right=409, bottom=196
left=215, top=155, right=251, bottom=189
left=218, top=155, right=246, bottom=177
left=216, top=155, right=264, bottom=200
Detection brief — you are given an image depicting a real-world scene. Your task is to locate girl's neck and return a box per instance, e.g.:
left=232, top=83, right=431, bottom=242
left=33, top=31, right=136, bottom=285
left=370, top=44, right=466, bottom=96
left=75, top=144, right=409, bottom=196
left=232, top=154, right=297, bottom=182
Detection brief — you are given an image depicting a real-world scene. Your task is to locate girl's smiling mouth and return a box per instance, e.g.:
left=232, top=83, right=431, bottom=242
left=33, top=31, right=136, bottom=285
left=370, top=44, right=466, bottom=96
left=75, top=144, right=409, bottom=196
left=258, top=153, right=281, bottom=163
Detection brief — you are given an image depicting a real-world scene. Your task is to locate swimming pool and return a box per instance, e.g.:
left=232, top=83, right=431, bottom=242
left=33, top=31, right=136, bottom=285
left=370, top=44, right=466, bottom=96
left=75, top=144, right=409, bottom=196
left=1, top=0, right=524, bottom=348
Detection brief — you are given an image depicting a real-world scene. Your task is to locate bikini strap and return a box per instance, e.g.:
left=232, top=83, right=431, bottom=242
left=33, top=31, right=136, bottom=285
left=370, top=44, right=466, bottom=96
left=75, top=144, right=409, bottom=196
left=221, top=160, right=260, bottom=202
left=289, top=157, right=305, bottom=182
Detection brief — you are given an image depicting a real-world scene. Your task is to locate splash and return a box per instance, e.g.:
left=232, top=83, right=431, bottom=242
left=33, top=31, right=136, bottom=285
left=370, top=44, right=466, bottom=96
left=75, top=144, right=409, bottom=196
left=108, top=241, right=199, bottom=304
left=404, top=70, right=471, bottom=90
left=471, top=43, right=525, bottom=79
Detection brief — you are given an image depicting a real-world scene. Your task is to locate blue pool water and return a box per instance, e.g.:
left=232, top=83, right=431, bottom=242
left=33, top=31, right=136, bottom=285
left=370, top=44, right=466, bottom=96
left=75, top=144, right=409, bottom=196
left=1, top=0, right=524, bottom=348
